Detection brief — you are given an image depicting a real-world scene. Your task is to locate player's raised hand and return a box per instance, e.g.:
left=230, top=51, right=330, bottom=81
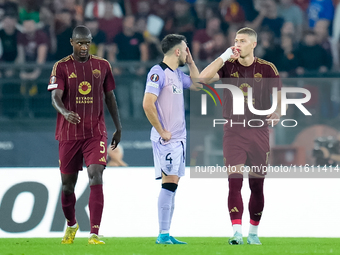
left=219, top=47, right=240, bottom=63
left=186, top=47, right=194, bottom=65
left=266, top=112, right=280, bottom=126
left=230, top=46, right=240, bottom=59
left=111, top=129, right=121, bottom=150
left=63, top=111, right=81, bottom=124
left=160, top=129, right=171, bottom=143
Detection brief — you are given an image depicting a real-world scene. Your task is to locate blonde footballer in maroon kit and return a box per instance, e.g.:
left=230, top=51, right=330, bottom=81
left=48, top=25, right=122, bottom=245
left=199, top=27, right=282, bottom=245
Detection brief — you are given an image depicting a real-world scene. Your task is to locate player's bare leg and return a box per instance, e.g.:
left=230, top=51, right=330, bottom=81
left=227, top=164, right=244, bottom=245
left=247, top=171, right=264, bottom=245
left=61, top=173, right=79, bottom=244
left=87, top=164, right=105, bottom=244
left=156, top=174, right=186, bottom=244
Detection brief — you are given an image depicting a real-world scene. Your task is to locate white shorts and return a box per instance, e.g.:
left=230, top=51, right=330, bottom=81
left=152, top=140, right=186, bottom=179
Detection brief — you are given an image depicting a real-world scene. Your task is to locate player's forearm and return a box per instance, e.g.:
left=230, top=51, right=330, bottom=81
left=188, top=62, right=201, bottom=90
left=143, top=103, right=164, bottom=135
left=330, top=154, right=340, bottom=162
left=105, top=91, right=122, bottom=131
left=51, top=94, right=68, bottom=116
left=199, top=58, right=223, bottom=83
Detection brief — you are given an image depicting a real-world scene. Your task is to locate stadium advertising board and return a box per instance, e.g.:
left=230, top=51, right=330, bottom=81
left=0, top=168, right=339, bottom=237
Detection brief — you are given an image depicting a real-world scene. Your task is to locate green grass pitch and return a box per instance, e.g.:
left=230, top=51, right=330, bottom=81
left=1, top=237, right=339, bottom=255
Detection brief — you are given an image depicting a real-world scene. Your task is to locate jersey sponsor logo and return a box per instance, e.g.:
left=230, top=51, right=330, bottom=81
left=78, top=81, right=92, bottom=95
left=76, top=97, right=93, bottom=104
left=50, top=76, right=56, bottom=84
left=254, top=73, right=262, bottom=82
left=92, top=69, right=101, bottom=78
left=239, top=83, right=255, bottom=104
left=230, top=72, right=239, bottom=78
left=239, top=83, right=251, bottom=96
left=146, top=82, right=159, bottom=88
left=48, top=84, right=58, bottom=90
left=68, top=72, right=77, bottom=79
left=99, top=156, right=106, bottom=163
left=172, top=85, right=182, bottom=94
left=150, top=74, right=159, bottom=82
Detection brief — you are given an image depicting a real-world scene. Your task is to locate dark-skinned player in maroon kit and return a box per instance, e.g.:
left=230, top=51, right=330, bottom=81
left=48, top=25, right=122, bottom=245
left=199, top=27, right=282, bottom=245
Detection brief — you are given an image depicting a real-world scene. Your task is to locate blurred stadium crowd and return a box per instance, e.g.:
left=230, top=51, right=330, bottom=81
left=0, top=0, right=339, bottom=120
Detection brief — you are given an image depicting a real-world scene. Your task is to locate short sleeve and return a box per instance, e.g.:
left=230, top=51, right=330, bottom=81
left=48, top=62, right=65, bottom=91
left=217, top=63, right=226, bottom=79
left=103, top=61, right=116, bottom=92
left=144, top=65, right=165, bottom=97
left=181, top=71, right=191, bottom=89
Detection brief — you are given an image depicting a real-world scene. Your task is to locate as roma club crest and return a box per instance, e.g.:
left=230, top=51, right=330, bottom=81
left=254, top=73, right=262, bottom=82
left=92, top=69, right=101, bottom=79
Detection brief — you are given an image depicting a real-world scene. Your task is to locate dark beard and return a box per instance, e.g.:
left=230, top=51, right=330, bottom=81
left=178, top=59, right=186, bottom=67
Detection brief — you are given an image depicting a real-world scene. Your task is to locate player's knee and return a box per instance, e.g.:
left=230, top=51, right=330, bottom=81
left=249, top=177, right=264, bottom=194
left=162, top=182, right=178, bottom=192
left=87, top=165, right=104, bottom=179
left=62, top=184, right=75, bottom=194
left=228, top=173, right=243, bottom=193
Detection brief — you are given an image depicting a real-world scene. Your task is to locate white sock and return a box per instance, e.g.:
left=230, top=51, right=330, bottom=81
left=160, top=230, right=169, bottom=234
left=249, top=224, right=258, bottom=235
left=70, top=223, right=77, bottom=228
left=232, top=224, right=242, bottom=235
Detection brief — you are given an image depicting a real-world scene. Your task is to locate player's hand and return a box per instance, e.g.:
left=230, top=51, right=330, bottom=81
left=266, top=112, right=280, bottom=126
left=230, top=46, right=240, bottom=59
left=160, top=129, right=171, bottom=143
left=186, top=47, right=194, bottom=65
left=111, top=129, right=121, bottom=150
left=63, top=111, right=81, bottom=124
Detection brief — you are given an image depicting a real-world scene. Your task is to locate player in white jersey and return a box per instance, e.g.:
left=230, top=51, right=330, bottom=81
left=143, top=34, right=201, bottom=244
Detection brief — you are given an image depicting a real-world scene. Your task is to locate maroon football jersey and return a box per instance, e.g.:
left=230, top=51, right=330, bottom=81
left=48, top=55, right=115, bottom=141
left=217, top=57, right=282, bottom=127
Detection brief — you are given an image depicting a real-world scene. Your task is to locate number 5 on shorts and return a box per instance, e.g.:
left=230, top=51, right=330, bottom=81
left=100, top=141, right=105, bottom=153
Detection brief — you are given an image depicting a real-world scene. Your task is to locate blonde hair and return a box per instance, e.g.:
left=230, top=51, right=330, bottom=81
left=236, top=27, right=257, bottom=41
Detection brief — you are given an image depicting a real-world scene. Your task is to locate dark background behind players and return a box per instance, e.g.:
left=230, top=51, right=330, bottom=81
left=0, top=0, right=340, bottom=167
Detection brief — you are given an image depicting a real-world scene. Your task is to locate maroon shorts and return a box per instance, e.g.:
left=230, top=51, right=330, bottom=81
left=223, top=125, right=269, bottom=175
left=59, top=135, right=107, bottom=174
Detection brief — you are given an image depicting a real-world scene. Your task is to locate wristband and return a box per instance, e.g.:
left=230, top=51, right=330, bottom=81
left=219, top=47, right=233, bottom=63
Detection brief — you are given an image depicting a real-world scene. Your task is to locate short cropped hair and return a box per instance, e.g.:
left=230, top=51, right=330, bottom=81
left=236, top=27, right=257, bottom=41
left=161, top=34, right=187, bottom=54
